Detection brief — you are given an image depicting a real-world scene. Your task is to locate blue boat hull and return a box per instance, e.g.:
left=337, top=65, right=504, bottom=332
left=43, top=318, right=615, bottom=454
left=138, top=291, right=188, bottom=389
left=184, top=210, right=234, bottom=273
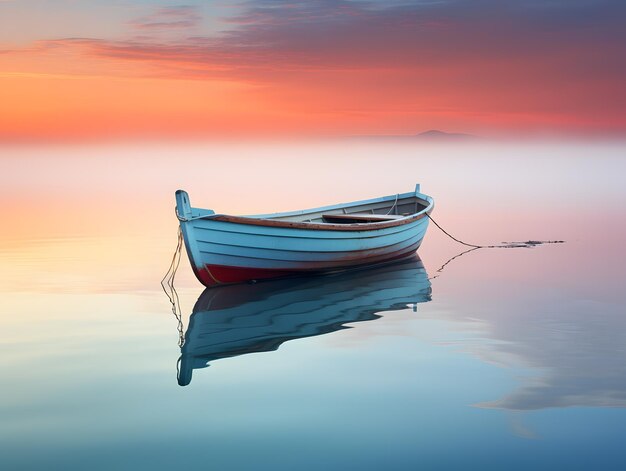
left=175, top=187, right=433, bottom=286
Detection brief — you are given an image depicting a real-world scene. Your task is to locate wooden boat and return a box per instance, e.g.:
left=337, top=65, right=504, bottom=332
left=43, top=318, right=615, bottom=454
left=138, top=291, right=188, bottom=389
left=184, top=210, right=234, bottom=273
left=175, top=184, right=434, bottom=287
left=177, top=256, right=431, bottom=385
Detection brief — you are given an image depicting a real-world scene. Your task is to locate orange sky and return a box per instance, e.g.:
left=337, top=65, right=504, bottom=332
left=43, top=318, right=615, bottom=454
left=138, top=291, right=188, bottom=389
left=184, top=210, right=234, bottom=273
left=1, top=1, right=625, bottom=142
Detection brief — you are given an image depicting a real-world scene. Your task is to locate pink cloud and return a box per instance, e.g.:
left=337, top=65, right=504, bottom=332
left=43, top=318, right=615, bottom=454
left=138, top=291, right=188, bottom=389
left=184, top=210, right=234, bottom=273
left=128, top=5, right=201, bottom=31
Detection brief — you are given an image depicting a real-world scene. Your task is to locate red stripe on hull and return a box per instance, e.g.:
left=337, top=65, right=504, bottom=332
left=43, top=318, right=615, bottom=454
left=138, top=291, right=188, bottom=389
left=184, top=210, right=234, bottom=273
left=197, top=265, right=294, bottom=286
left=195, top=244, right=422, bottom=287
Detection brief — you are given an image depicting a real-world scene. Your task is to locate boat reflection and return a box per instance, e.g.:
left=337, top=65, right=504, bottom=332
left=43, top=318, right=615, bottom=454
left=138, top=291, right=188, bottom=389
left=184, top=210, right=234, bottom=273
left=177, top=256, right=431, bottom=386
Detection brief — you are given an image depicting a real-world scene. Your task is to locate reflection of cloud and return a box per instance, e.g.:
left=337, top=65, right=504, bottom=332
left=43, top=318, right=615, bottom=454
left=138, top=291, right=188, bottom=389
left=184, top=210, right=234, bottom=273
left=464, top=296, right=626, bottom=410
left=507, top=411, right=538, bottom=439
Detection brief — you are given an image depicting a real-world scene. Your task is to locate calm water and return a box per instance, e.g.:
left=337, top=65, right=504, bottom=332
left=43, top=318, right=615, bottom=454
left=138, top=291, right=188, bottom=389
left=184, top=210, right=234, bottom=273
left=1, top=141, right=625, bottom=470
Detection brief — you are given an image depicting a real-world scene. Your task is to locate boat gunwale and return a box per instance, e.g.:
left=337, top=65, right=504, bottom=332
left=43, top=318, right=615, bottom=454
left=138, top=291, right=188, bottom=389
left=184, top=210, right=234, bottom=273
left=189, top=191, right=434, bottom=232
left=209, top=212, right=429, bottom=231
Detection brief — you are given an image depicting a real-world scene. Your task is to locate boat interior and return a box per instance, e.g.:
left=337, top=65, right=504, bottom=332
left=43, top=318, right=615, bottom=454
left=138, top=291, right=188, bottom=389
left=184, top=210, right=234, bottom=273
left=266, top=194, right=430, bottom=224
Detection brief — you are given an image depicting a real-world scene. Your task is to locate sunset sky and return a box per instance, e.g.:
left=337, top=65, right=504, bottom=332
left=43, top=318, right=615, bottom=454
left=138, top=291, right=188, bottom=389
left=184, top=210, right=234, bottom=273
left=1, top=0, right=625, bottom=141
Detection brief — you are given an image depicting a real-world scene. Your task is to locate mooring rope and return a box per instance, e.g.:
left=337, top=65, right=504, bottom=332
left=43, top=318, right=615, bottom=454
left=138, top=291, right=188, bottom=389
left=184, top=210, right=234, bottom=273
left=161, top=226, right=185, bottom=348
left=425, top=213, right=564, bottom=249
left=423, top=213, right=564, bottom=280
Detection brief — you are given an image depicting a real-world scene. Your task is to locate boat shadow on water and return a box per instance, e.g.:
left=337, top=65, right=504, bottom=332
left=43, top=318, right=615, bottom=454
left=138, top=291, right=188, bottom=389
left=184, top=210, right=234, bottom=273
left=176, top=255, right=432, bottom=386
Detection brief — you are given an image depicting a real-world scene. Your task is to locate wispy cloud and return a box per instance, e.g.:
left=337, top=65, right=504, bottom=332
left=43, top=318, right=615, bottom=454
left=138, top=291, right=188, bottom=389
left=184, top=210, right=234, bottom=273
left=128, top=5, right=202, bottom=31
left=30, top=1, right=624, bottom=76
left=2, top=0, right=625, bottom=138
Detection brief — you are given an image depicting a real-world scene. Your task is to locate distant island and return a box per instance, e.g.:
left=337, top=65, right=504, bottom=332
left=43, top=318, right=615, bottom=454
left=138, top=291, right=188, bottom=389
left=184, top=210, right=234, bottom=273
left=415, top=130, right=476, bottom=140
left=350, top=130, right=478, bottom=141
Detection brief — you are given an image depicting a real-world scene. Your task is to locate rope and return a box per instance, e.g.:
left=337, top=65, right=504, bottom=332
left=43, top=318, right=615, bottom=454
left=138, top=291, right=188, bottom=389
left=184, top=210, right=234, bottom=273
left=428, top=246, right=479, bottom=280
left=425, top=213, right=564, bottom=249
left=424, top=214, right=565, bottom=281
left=385, top=194, right=399, bottom=215
left=161, top=226, right=185, bottom=348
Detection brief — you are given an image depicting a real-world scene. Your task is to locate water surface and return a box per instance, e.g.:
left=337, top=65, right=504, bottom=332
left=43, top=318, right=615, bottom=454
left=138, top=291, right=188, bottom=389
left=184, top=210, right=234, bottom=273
left=1, top=141, right=625, bottom=470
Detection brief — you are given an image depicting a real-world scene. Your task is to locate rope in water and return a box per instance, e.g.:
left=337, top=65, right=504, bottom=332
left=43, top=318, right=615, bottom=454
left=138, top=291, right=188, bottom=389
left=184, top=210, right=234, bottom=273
left=161, top=226, right=185, bottom=348
left=428, top=246, right=479, bottom=280
left=425, top=213, right=564, bottom=249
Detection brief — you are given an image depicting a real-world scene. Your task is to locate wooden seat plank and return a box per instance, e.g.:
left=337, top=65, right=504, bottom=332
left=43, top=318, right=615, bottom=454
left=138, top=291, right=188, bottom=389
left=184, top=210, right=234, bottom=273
left=322, top=213, right=404, bottom=223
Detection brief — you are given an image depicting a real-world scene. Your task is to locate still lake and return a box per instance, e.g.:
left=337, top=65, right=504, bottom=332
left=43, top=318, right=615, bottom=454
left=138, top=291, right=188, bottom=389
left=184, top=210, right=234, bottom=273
left=1, top=141, right=625, bottom=470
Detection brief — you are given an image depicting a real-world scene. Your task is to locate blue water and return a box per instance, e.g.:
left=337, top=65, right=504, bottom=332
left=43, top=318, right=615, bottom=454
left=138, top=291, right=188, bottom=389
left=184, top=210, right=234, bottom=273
left=1, top=142, right=625, bottom=470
